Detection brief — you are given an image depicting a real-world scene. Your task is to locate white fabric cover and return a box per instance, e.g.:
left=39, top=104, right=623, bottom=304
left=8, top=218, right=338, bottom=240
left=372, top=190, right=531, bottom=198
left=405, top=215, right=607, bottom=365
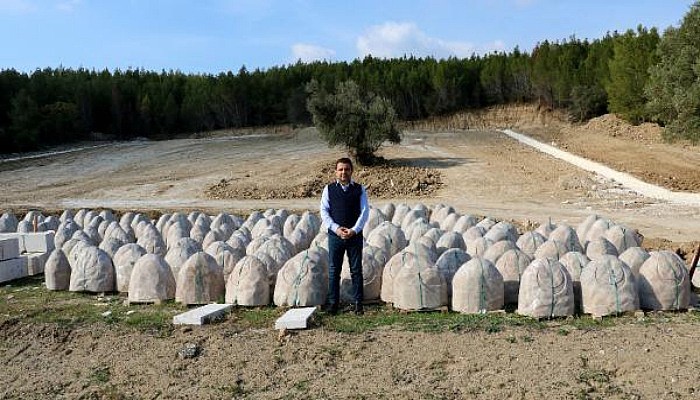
left=580, top=255, right=638, bottom=317
left=517, top=258, right=574, bottom=318
left=638, top=251, right=690, bottom=311
left=128, top=254, right=176, bottom=303
left=452, top=257, right=504, bottom=313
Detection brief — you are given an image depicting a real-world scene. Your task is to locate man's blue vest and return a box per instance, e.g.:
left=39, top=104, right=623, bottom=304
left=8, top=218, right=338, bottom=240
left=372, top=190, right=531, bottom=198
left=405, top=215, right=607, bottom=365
left=328, top=182, right=362, bottom=230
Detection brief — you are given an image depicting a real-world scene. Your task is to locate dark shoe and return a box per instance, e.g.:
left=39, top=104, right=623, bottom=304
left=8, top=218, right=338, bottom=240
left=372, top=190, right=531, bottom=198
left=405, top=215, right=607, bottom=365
left=354, top=303, right=364, bottom=315
left=324, top=303, right=339, bottom=315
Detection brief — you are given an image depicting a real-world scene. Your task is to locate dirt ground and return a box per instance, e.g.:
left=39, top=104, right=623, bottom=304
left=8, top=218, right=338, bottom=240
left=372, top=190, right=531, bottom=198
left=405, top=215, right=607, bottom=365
left=2, top=105, right=700, bottom=399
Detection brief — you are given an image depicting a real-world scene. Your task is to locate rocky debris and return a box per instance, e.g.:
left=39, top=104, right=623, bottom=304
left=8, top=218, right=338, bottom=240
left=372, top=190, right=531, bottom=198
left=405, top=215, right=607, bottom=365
left=177, top=343, right=201, bottom=359
left=205, top=160, right=443, bottom=200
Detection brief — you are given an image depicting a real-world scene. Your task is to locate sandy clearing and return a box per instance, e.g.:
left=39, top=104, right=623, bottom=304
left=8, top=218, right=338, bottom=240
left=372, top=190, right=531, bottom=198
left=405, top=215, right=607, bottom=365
left=503, top=129, right=700, bottom=206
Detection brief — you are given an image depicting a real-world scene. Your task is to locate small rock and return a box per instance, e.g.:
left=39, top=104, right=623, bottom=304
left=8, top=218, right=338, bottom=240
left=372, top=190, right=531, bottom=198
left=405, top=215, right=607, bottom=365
left=178, top=343, right=201, bottom=359
left=101, top=311, right=112, bottom=317
left=126, top=310, right=136, bottom=316
left=6, top=295, right=14, bottom=300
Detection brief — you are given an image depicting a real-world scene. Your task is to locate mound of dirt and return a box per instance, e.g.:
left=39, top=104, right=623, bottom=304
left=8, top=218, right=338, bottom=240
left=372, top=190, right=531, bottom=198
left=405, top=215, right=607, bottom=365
left=204, top=160, right=443, bottom=200
left=580, top=114, right=663, bottom=143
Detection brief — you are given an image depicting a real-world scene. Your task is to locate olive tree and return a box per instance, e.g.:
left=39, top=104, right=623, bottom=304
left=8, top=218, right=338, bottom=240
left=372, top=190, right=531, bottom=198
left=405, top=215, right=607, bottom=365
left=306, top=79, right=401, bottom=165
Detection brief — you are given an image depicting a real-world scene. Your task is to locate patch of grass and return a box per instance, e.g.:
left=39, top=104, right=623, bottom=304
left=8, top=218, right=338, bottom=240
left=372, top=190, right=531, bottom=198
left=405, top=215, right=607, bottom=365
left=90, top=366, right=111, bottom=384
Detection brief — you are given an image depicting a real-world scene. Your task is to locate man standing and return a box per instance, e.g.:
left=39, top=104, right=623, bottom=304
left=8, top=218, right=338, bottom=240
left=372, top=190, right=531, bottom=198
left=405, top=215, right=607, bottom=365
left=320, top=157, right=369, bottom=315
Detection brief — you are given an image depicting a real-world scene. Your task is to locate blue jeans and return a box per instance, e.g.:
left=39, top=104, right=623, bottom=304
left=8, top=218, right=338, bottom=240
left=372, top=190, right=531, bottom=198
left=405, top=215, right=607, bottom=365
left=327, top=229, right=364, bottom=305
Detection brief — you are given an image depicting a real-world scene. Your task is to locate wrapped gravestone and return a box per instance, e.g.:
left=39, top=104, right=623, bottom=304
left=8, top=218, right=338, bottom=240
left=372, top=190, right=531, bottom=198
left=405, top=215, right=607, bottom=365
left=406, top=219, right=432, bottom=244
left=516, top=231, right=546, bottom=257
left=155, top=213, right=170, bottom=235
left=559, top=251, right=590, bottom=312
left=45, top=249, right=71, bottom=291
left=435, top=248, right=471, bottom=298
left=283, top=214, right=301, bottom=238
left=380, top=203, right=395, bottom=221
left=584, top=218, right=614, bottom=246
left=0, top=212, right=18, bottom=232
left=466, top=237, right=492, bottom=258
left=226, top=255, right=270, bottom=306
left=476, top=217, right=497, bottom=231
left=619, top=247, right=650, bottom=278
left=273, top=248, right=329, bottom=307
left=484, top=221, right=519, bottom=243
left=99, top=237, right=125, bottom=258
left=190, top=223, right=210, bottom=244
left=128, top=254, right=176, bottom=303
left=241, top=211, right=263, bottom=232
left=99, top=209, right=115, bottom=223
left=167, top=224, right=191, bottom=250
left=422, top=228, right=443, bottom=247
left=165, top=237, right=202, bottom=277
left=287, top=227, right=314, bottom=254
left=59, top=209, right=73, bottom=224
left=535, top=219, right=556, bottom=239
left=97, top=220, right=111, bottom=241
left=113, top=243, right=147, bottom=292
left=462, top=226, right=486, bottom=243
left=206, top=241, right=243, bottom=281
left=495, top=248, right=533, bottom=305
left=638, top=251, right=690, bottom=311
left=23, top=210, right=44, bottom=225
left=227, top=230, right=251, bottom=255
left=74, top=209, right=87, bottom=228
left=69, top=246, right=115, bottom=293
left=548, top=225, right=583, bottom=253
left=580, top=255, right=638, bottom=317
left=391, top=203, right=411, bottom=227
left=452, top=257, right=504, bottom=314
left=452, top=214, right=478, bottom=234
left=430, top=204, right=454, bottom=225
left=381, top=248, right=433, bottom=304
left=576, top=214, right=600, bottom=245
left=176, top=252, right=225, bottom=305
left=586, top=237, right=619, bottom=261
left=340, top=245, right=387, bottom=303
left=203, top=229, right=228, bottom=253
left=517, top=258, right=574, bottom=318
left=483, top=240, right=517, bottom=265
left=364, top=208, right=386, bottom=236
left=297, top=211, right=321, bottom=237
left=41, top=216, right=60, bottom=231
left=367, top=221, right=407, bottom=258
left=604, top=224, right=641, bottom=254
left=106, top=224, right=134, bottom=244
left=439, top=212, right=460, bottom=232
left=137, top=227, right=167, bottom=256
left=435, top=231, right=466, bottom=256
left=392, top=262, right=447, bottom=311
left=83, top=225, right=101, bottom=245
left=534, top=239, right=568, bottom=260
left=310, top=230, right=329, bottom=253
left=54, top=220, right=81, bottom=248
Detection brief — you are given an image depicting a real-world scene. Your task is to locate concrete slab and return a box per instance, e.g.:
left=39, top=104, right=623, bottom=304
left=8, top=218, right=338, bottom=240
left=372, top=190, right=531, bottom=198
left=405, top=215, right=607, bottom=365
left=274, top=307, right=316, bottom=330
left=0, top=238, right=20, bottom=261
left=0, top=257, right=28, bottom=283
left=0, top=232, right=55, bottom=253
left=25, top=252, right=49, bottom=275
left=172, top=303, right=233, bottom=325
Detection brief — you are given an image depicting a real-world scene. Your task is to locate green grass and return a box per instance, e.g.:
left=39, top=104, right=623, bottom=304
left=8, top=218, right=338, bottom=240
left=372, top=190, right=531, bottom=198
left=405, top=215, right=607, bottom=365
left=2, top=276, right=699, bottom=336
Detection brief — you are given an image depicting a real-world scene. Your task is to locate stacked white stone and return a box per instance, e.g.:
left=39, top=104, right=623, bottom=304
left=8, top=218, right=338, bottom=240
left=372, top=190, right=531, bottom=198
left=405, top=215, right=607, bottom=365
left=0, top=237, right=27, bottom=283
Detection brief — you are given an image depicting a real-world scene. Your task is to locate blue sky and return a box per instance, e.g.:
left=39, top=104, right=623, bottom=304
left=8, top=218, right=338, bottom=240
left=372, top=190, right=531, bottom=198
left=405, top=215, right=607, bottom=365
left=0, top=0, right=694, bottom=74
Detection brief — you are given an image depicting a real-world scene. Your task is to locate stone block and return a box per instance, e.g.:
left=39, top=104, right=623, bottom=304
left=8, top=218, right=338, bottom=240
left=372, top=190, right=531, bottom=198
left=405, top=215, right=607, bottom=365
left=274, top=307, right=316, bottom=330
left=172, top=303, right=232, bottom=325
left=24, top=252, right=49, bottom=275
left=0, top=238, right=20, bottom=261
left=0, top=257, right=28, bottom=283
left=0, top=232, right=55, bottom=254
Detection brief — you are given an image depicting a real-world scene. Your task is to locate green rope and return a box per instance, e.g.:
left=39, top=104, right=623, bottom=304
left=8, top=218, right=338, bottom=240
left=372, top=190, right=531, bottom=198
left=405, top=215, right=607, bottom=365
left=608, top=264, right=621, bottom=314
left=479, top=259, right=487, bottom=313
left=291, top=252, right=310, bottom=307
left=549, top=261, right=556, bottom=318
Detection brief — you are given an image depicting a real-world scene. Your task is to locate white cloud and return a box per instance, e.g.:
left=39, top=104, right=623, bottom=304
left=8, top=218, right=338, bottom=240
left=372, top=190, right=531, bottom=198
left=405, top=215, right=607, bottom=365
left=56, top=0, right=82, bottom=12
left=291, top=43, right=336, bottom=63
left=0, top=0, right=36, bottom=14
left=356, top=21, right=478, bottom=59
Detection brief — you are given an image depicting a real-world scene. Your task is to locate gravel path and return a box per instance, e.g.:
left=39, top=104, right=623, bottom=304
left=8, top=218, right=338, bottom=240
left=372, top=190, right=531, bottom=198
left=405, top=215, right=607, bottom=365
left=502, top=129, right=700, bottom=205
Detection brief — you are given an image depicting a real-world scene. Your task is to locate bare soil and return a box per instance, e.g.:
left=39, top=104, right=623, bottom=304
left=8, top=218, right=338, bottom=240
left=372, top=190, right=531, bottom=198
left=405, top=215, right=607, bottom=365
left=2, top=104, right=700, bottom=399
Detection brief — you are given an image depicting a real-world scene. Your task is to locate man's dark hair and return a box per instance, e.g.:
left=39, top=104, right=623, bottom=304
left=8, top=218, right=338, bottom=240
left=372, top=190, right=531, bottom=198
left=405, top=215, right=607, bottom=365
left=335, top=157, right=353, bottom=171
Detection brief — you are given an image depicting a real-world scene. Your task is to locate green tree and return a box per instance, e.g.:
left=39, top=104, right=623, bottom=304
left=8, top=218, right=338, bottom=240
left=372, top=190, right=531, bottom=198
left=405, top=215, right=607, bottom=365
left=646, top=2, right=700, bottom=142
left=306, top=79, right=401, bottom=165
left=8, top=89, right=40, bottom=151
left=607, top=26, right=659, bottom=123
